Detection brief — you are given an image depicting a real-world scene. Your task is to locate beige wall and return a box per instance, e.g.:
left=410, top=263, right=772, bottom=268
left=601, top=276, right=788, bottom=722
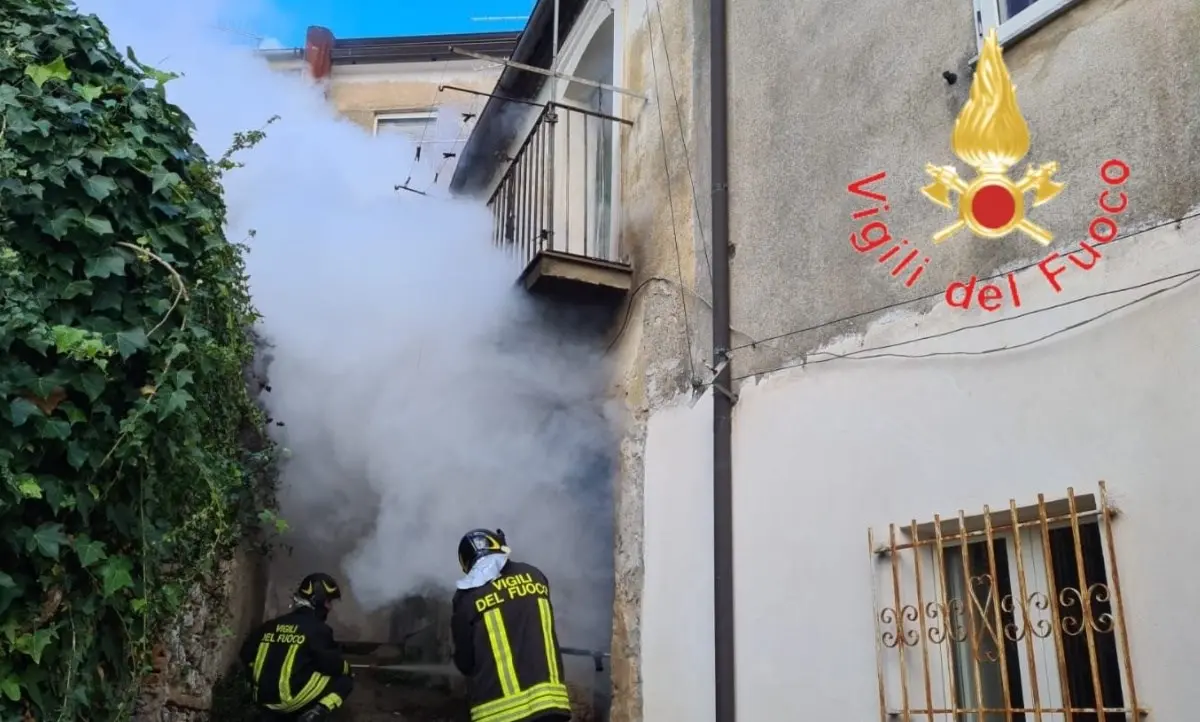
left=325, top=60, right=503, bottom=132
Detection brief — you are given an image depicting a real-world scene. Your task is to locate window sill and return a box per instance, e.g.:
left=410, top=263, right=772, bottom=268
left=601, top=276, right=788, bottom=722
left=968, top=0, right=1087, bottom=66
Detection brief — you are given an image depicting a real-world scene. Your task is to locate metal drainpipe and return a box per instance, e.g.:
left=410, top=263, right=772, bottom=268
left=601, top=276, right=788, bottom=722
left=709, top=0, right=735, bottom=720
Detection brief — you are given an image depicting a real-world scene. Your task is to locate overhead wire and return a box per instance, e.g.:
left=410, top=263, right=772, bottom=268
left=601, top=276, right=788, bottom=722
left=649, top=0, right=713, bottom=283
left=729, top=210, right=1200, bottom=352
left=728, top=266, right=1200, bottom=382
left=647, top=17, right=697, bottom=379
left=399, top=60, right=456, bottom=189
left=425, top=91, right=486, bottom=192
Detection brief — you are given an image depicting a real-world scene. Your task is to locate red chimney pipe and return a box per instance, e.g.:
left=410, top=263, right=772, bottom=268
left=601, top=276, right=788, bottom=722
left=304, top=26, right=334, bottom=80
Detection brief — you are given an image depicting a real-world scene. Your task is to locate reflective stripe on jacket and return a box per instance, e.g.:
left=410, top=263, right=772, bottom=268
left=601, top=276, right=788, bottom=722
left=451, top=560, right=572, bottom=722
left=238, top=607, right=350, bottom=713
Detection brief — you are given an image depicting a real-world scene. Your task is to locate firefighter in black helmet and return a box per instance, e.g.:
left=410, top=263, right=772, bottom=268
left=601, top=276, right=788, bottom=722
left=451, top=529, right=572, bottom=722
left=239, top=572, right=355, bottom=721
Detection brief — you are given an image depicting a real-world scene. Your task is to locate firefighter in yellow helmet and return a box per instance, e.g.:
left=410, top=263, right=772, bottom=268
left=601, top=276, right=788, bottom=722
left=451, top=528, right=573, bottom=722
left=239, top=572, right=355, bottom=721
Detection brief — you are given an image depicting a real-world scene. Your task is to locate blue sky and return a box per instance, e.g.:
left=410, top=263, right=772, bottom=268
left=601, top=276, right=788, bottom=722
left=260, top=0, right=536, bottom=48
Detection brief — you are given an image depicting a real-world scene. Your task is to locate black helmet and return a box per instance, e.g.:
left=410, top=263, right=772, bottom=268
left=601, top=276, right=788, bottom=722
left=295, top=572, right=342, bottom=619
left=458, top=528, right=509, bottom=573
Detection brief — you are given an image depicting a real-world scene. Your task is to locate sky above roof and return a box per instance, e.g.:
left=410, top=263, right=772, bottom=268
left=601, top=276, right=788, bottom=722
left=250, top=0, right=535, bottom=48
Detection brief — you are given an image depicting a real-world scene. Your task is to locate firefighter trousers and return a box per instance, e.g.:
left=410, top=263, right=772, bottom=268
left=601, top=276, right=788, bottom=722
left=257, top=673, right=354, bottom=720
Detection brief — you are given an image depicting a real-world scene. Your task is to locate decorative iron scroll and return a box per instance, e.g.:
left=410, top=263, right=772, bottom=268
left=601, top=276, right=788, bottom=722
left=869, top=482, right=1145, bottom=719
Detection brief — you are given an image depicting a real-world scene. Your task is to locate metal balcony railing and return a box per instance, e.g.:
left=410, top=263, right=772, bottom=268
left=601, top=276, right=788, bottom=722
left=488, top=101, right=632, bottom=271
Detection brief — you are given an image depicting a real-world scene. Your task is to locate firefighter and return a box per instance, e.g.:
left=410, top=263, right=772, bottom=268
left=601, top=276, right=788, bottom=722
left=451, top=528, right=573, bottom=722
left=239, top=572, right=355, bottom=721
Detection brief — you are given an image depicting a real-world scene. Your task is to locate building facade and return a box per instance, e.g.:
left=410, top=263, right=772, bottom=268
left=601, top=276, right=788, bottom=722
left=454, top=0, right=1200, bottom=720
left=262, top=27, right=519, bottom=193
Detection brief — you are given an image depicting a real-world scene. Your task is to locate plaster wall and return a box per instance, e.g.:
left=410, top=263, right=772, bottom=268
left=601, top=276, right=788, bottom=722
left=627, top=0, right=1200, bottom=718
left=723, top=0, right=1199, bottom=372
left=602, top=0, right=709, bottom=719
left=326, top=59, right=503, bottom=133
left=639, top=218, right=1200, bottom=719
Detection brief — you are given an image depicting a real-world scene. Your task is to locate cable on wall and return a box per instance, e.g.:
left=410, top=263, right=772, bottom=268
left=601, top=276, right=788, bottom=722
left=650, top=0, right=713, bottom=284
left=647, top=17, right=698, bottom=381
left=728, top=267, right=1200, bottom=381
left=728, top=210, right=1200, bottom=353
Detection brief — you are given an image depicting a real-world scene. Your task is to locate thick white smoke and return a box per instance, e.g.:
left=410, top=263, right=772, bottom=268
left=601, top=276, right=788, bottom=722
left=76, top=0, right=616, bottom=650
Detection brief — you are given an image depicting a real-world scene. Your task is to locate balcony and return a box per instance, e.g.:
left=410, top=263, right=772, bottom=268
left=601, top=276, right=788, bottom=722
left=488, top=101, right=633, bottom=308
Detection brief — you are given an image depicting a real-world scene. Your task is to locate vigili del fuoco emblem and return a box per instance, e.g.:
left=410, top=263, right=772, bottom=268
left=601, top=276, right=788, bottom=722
left=921, top=28, right=1063, bottom=246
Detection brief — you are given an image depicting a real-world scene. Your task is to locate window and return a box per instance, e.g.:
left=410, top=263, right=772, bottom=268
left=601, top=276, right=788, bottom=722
left=973, top=0, right=1083, bottom=48
left=585, top=85, right=614, bottom=257
left=870, top=483, right=1145, bottom=722
left=373, top=111, right=437, bottom=142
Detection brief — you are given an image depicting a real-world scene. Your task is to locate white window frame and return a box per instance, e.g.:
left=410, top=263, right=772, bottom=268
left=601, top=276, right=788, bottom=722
left=550, top=0, right=622, bottom=263
left=972, top=0, right=1086, bottom=49
left=372, top=110, right=437, bottom=139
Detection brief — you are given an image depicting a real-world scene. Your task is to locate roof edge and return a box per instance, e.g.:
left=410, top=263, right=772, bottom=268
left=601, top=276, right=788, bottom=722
left=450, top=0, right=588, bottom=196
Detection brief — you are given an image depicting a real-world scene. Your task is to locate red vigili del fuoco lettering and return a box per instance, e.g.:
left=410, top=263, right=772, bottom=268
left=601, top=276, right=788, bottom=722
left=846, top=171, right=930, bottom=289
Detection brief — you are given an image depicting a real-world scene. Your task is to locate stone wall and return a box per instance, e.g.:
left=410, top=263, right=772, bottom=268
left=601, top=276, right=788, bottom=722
left=134, top=547, right=267, bottom=721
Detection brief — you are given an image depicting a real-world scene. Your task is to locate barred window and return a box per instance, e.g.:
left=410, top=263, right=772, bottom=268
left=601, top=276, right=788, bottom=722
left=869, top=483, right=1146, bottom=722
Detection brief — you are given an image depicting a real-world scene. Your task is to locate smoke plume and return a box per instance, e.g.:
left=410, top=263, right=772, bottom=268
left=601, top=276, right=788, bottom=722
left=76, top=0, right=617, bottom=651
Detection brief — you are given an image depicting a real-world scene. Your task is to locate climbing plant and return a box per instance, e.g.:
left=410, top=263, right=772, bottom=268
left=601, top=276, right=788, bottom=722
left=0, top=1, right=278, bottom=719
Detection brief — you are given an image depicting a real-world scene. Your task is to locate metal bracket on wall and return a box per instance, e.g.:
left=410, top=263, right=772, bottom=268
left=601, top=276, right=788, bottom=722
left=448, top=46, right=649, bottom=101
left=688, top=354, right=738, bottom=407
left=707, top=353, right=738, bottom=404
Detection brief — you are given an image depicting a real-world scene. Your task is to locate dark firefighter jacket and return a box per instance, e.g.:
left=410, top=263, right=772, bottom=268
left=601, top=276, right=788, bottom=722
left=239, top=606, right=350, bottom=713
left=452, top=560, right=572, bottom=722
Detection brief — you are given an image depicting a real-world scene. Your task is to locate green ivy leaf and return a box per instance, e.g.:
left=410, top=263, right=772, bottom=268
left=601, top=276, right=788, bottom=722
left=74, top=83, right=104, bottom=102
left=24, top=56, right=71, bottom=88
left=0, top=675, right=19, bottom=702
left=38, top=418, right=72, bottom=440
left=14, top=475, right=42, bottom=499
left=16, top=628, right=56, bottom=664
left=60, top=280, right=94, bottom=299
left=157, top=389, right=194, bottom=421
left=9, top=398, right=42, bottom=426
left=28, top=523, right=67, bottom=559
left=99, top=556, right=134, bottom=596
left=78, top=371, right=107, bottom=401
left=84, top=251, right=126, bottom=278
left=67, top=440, right=88, bottom=469
left=114, top=327, right=149, bottom=358
left=150, top=167, right=182, bottom=194
left=83, top=215, right=114, bottom=235
left=82, top=175, right=118, bottom=201
left=0, top=573, right=14, bottom=589
left=73, top=536, right=107, bottom=567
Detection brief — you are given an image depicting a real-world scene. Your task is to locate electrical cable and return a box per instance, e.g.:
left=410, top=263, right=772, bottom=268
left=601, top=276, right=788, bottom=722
left=649, top=0, right=713, bottom=284
left=605, top=276, right=672, bottom=352
left=647, top=13, right=698, bottom=380
left=729, top=266, right=1200, bottom=381
left=729, top=210, right=1200, bottom=352
left=605, top=275, right=754, bottom=353
left=425, top=92, right=485, bottom=192
left=399, top=61, right=455, bottom=188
